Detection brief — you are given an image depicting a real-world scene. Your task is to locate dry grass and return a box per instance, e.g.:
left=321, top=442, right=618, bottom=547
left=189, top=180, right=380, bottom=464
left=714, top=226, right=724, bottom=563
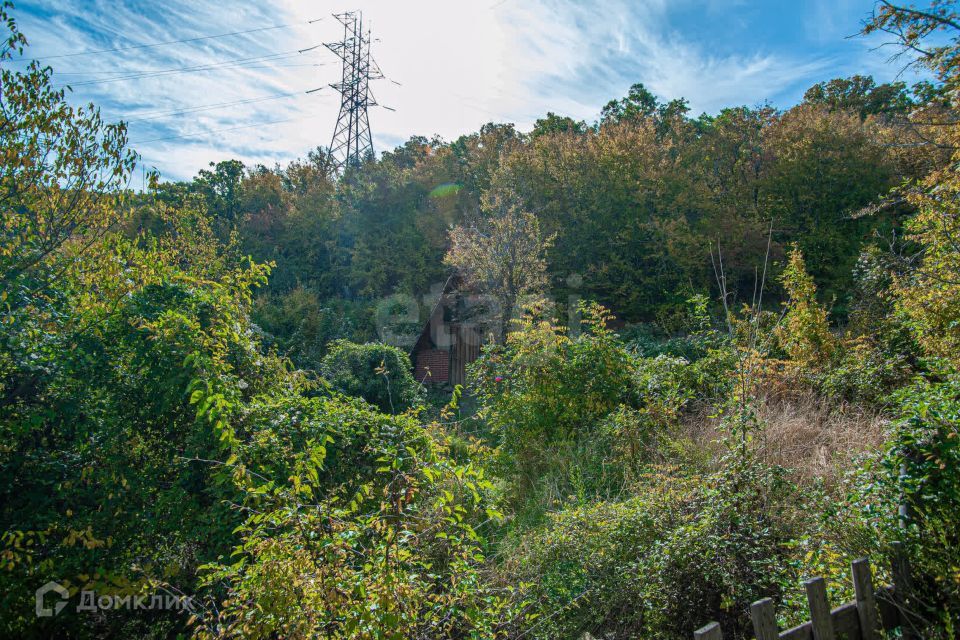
left=753, top=390, right=889, bottom=484
left=683, top=390, right=891, bottom=485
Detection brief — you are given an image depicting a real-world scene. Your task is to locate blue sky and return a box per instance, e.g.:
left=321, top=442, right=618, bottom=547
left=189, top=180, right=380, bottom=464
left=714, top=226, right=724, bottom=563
left=9, top=0, right=920, bottom=182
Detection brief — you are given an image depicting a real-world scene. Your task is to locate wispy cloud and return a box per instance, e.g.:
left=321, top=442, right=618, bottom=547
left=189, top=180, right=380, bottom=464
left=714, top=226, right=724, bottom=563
left=11, top=0, right=914, bottom=181
left=16, top=0, right=331, bottom=181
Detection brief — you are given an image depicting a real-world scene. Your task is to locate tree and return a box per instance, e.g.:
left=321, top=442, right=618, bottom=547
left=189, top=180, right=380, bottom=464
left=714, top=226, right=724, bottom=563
left=802, top=75, right=913, bottom=119
left=0, top=5, right=135, bottom=293
left=856, top=5, right=960, bottom=634
left=339, top=136, right=450, bottom=298
left=320, top=339, right=421, bottom=413
left=862, top=1, right=959, bottom=101
left=775, top=245, right=835, bottom=367
left=444, top=186, right=553, bottom=343
left=600, top=83, right=690, bottom=136
left=893, top=161, right=960, bottom=370
left=862, top=0, right=960, bottom=370
left=193, top=159, right=245, bottom=223
left=1, top=3, right=136, bottom=417
left=449, top=122, right=522, bottom=195
left=759, top=103, right=902, bottom=311
left=530, top=112, right=586, bottom=138
left=600, top=82, right=659, bottom=124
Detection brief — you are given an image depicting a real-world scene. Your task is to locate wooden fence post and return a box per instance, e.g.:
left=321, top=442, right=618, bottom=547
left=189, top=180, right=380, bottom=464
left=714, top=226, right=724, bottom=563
left=751, top=598, right=779, bottom=640
left=891, top=541, right=917, bottom=640
left=851, top=558, right=879, bottom=640
left=805, top=577, right=835, bottom=640
left=694, top=621, right=722, bottom=640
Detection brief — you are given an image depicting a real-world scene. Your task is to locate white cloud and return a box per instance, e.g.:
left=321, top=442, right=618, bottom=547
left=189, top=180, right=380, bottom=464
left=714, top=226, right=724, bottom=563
left=13, top=0, right=909, bottom=181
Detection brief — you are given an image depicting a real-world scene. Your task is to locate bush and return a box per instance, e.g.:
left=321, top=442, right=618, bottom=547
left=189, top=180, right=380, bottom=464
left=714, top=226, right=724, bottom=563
left=0, top=248, right=277, bottom=637
left=623, top=295, right=738, bottom=404
left=506, top=460, right=799, bottom=640
left=470, top=304, right=698, bottom=519
left=814, top=247, right=918, bottom=405
left=815, top=335, right=912, bottom=405
left=883, top=377, right=960, bottom=635
left=320, top=340, right=421, bottom=413
left=195, top=398, right=520, bottom=640
left=252, top=289, right=374, bottom=371
left=775, top=246, right=836, bottom=368
left=816, top=376, right=960, bottom=638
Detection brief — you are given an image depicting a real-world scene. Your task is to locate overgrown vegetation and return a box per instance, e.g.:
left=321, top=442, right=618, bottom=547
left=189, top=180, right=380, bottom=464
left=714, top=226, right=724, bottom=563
left=2, top=1, right=960, bottom=638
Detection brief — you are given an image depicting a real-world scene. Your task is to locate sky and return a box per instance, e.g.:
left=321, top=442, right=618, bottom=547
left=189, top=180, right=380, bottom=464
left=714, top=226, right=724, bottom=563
left=9, top=0, right=922, bottom=182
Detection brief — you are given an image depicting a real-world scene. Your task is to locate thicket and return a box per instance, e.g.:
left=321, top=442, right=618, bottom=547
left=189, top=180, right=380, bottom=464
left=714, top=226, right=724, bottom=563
left=2, top=1, right=960, bottom=638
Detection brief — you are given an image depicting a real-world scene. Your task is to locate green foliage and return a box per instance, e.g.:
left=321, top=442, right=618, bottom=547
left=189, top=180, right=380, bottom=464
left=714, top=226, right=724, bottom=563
left=5, top=1, right=960, bottom=638
left=0, top=217, right=276, bottom=636
left=623, top=295, right=739, bottom=402
left=252, top=288, right=372, bottom=371
left=320, top=340, right=421, bottom=413
left=0, top=10, right=135, bottom=293
left=194, top=159, right=246, bottom=224
left=815, top=336, right=910, bottom=405
left=530, top=111, right=586, bottom=137
left=165, top=68, right=915, bottom=338
left=195, top=399, right=521, bottom=640
left=893, top=165, right=960, bottom=371
left=885, top=377, right=960, bottom=633
left=861, top=1, right=959, bottom=100
left=776, top=245, right=835, bottom=367
left=444, top=184, right=554, bottom=342
left=507, top=460, right=799, bottom=640
left=760, top=105, right=903, bottom=312
left=802, top=75, right=913, bottom=119
left=471, top=304, right=699, bottom=521
left=764, top=246, right=916, bottom=405
left=600, top=82, right=689, bottom=129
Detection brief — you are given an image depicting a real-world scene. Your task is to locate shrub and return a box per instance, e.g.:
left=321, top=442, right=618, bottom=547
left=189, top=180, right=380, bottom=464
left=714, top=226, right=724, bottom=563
left=320, top=340, right=421, bottom=413
left=893, top=176, right=960, bottom=371
left=816, top=376, right=960, bottom=638
left=882, top=377, right=960, bottom=635
left=471, top=304, right=697, bottom=519
left=775, top=246, right=836, bottom=367
left=0, top=246, right=277, bottom=638
left=506, top=460, right=798, bottom=640
left=816, top=335, right=912, bottom=405
left=252, top=289, right=373, bottom=371
left=624, top=296, right=738, bottom=404
left=815, top=247, right=918, bottom=405
left=195, top=399, right=521, bottom=640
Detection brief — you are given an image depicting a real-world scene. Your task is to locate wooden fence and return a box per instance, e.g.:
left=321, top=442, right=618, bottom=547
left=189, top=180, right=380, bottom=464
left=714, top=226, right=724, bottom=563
left=693, top=543, right=916, bottom=640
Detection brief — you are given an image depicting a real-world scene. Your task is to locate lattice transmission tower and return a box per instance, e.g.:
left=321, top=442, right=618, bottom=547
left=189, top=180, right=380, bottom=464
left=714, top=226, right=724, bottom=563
left=325, top=11, right=383, bottom=173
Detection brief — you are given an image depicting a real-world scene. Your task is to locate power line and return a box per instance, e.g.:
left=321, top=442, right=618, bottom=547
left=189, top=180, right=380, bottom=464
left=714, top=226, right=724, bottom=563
left=15, top=18, right=323, bottom=63
left=121, top=90, right=311, bottom=123
left=56, top=50, right=313, bottom=89
left=51, top=62, right=328, bottom=76
left=130, top=114, right=315, bottom=145
left=57, top=51, right=310, bottom=88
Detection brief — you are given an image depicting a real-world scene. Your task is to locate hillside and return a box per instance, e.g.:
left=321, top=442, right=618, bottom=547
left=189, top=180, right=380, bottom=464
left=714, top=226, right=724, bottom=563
left=2, top=1, right=960, bottom=638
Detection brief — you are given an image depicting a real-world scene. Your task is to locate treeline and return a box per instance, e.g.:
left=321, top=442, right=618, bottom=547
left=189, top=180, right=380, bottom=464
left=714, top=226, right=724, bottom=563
left=142, top=74, right=946, bottom=372
left=3, top=1, right=960, bottom=639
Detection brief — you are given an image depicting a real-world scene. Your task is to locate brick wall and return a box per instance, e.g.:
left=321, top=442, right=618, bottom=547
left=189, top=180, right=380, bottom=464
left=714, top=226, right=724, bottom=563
left=414, top=348, right=449, bottom=383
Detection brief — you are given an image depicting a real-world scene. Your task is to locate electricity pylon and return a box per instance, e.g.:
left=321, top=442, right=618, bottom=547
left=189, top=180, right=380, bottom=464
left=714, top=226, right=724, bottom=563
left=325, top=11, right=382, bottom=173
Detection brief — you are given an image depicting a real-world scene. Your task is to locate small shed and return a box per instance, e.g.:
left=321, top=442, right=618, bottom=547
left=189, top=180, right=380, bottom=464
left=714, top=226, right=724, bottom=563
left=410, top=276, right=489, bottom=387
